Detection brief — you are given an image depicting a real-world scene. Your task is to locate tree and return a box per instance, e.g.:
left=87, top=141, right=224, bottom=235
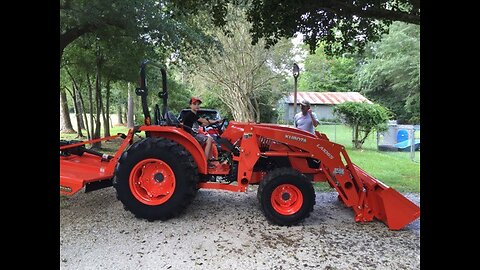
left=60, top=0, right=138, bottom=61
left=108, top=81, right=128, bottom=126
left=355, top=22, right=419, bottom=123
left=299, top=44, right=357, bottom=92
left=245, top=0, right=420, bottom=54
left=129, top=66, right=194, bottom=118
left=61, top=0, right=420, bottom=70
left=60, top=65, right=78, bottom=134
left=60, top=0, right=218, bottom=64
left=175, top=0, right=419, bottom=55
left=164, top=78, right=194, bottom=114
left=60, top=0, right=221, bottom=144
left=333, top=102, right=391, bottom=149
left=61, top=26, right=152, bottom=143
left=65, top=79, right=85, bottom=138
left=60, top=87, right=76, bottom=133
left=191, top=7, right=295, bottom=122
left=199, top=92, right=233, bottom=121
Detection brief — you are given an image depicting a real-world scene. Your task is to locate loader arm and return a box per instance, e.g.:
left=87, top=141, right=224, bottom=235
left=235, top=124, right=420, bottom=230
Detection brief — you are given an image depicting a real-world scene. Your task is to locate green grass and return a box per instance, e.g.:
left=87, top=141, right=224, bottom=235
left=60, top=126, right=132, bottom=155
left=315, top=124, right=420, bottom=193
left=60, top=126, right=131, bottom=141
left=60, top=123, right=420, bottom=193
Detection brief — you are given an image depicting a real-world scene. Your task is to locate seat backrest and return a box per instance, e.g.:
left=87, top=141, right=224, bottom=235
left=165, top=111, right=180, bottom=126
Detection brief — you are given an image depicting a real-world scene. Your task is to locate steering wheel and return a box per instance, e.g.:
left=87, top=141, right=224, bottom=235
left=205, top=118, right=227, bottom=134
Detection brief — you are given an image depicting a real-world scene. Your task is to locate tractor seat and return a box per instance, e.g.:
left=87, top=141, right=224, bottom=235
left=164, top=111, right=198, bottom=138
left=165, top=111, right=180, bottom=126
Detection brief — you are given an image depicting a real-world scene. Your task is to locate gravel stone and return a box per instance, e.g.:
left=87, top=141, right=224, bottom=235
left=60, top=187, right=420, bottom=269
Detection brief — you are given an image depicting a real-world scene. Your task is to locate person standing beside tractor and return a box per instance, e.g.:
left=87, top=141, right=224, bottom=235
left=182, top=97, right=221, bottom=168
left=294, top=100, right=319, bottom=134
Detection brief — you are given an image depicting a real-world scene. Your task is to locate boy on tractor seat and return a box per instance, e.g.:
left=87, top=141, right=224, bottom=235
left=181, top=97, right=221, bottom=168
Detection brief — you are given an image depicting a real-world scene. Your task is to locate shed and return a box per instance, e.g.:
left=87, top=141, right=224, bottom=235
left=283, top=92, right=373, bottom=122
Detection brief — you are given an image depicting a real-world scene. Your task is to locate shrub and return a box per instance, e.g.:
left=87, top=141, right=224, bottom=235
left=333, top=102, right=392, bottom=149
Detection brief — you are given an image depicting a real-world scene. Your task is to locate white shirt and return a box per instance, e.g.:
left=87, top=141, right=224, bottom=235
left=294, top=111, right=319, bottom=134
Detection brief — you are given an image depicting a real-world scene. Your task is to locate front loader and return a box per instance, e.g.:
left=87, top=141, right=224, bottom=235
left=60, top=61, right=420, bottom=230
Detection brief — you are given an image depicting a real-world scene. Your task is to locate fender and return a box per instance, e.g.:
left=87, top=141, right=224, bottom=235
left=138, top=125, right=208, bottom=174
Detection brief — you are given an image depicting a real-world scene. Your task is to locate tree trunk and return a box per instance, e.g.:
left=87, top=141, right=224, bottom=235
left=93, top=57, right=103, bottom=149
left=253, top=98, right=260, bottom=123
left=65, top=66, right=85, bottom=129
left=78, top=83, right=91, bottom=140
left=60, top=87, right=76, bottom=133
left=353, top=124, right=362, bottom=149
left=68, top=83, right=84, bottom=138
left=60, top=99, right=64, bottom=131
left=117, top=104, right=124, bottom=125
left=87, top=73, right=95, bottom=142
left=76, top=91, right=85, bottom=130
left=127, top=82, right=134, bottom=128
left=122, top=102, right=128, bottom=125
left=102, top=80, right=111, bottom=137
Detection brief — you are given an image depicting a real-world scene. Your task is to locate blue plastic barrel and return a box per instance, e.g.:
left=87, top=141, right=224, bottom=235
left=397, top=129, right=409, bottom=143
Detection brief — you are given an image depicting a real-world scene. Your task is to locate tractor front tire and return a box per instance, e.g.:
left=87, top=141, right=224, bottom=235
left=258, top=168, right=315, bottom=226
left=113, top=138, right=198, bottom=221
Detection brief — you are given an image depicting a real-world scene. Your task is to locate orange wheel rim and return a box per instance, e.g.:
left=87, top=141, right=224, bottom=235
left=129, top=158, right=176, bottom=206
left=270, top=184, right=303, bottom=215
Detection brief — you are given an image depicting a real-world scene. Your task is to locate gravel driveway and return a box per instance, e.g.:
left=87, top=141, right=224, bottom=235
left=60, top=187, right=420, bottom=270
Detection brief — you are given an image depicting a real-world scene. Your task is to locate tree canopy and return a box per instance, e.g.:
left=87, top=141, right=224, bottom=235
left=246, top=0, right=419, bottom=55
left=298, top=44, right=357, bottom=92
left=164, top=0, right=420, bottom=55
left=60, top=0, right=216, bottom=63
left=356, top=22, right=420, bottom=123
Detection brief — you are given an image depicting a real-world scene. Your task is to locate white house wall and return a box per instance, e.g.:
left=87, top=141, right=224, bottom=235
left=284, top=104, right=337, bottom=123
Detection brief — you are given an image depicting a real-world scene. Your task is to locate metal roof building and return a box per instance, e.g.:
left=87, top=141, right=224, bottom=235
left=286, top=92, right=372, bottom=105
left=282, top=91, right=373, bottom=123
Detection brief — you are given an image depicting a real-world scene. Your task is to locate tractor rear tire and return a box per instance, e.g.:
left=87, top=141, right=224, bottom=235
left=113, top=137, right=199, bottom=221
left=258, top=168, right=315, bottom=226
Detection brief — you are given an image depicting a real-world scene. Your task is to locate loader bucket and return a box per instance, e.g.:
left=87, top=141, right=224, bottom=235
left=372, top=188, right=420, bottom=230
left=352, top=164, right=420, bottom=230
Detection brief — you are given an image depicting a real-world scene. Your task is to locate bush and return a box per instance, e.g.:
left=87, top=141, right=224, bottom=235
left=333, top=102, right=392, bottom=149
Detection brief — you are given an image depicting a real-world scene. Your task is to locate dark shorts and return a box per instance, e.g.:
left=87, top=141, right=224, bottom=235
left=194, top=133, right=210, bottom=146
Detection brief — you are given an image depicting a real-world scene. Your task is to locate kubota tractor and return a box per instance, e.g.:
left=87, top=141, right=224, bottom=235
left=60, top=61, right=420, bottom=230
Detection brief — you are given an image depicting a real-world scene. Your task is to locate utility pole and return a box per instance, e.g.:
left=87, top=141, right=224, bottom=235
left=292, top=63, right=300, bottom=126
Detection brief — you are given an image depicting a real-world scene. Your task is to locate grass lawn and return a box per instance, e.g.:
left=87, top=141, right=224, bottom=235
left=60, top=125, right=131, bottom=141
left=315, top=124, right=420, bottom=193
left=60, top=123, right=420, bottom=193
left=60, top=126, right=133, bottom=155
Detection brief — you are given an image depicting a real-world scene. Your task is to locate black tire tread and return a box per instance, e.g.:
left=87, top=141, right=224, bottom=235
left=113, top=137, right=198, bottom=221
left=257, top=167, right=315, bottom=226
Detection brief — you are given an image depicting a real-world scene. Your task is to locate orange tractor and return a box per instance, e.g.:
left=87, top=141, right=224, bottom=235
left=60, top=61, right=420, bottom=230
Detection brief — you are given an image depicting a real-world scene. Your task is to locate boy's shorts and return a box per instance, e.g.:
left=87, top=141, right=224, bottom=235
left=194, top=133, right=209, bottom=146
